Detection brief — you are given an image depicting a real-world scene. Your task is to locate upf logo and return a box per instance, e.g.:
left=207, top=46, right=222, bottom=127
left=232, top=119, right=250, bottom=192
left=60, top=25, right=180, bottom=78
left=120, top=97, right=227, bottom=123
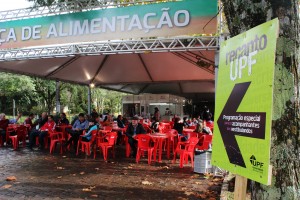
left=250, top=155, right=264, bottom=168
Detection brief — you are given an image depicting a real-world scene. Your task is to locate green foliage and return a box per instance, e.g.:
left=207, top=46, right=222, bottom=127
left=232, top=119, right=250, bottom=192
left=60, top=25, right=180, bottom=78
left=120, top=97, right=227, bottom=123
left=0, top=72, right=124, bottom=116
left=0, top=72, right=36, bottom=114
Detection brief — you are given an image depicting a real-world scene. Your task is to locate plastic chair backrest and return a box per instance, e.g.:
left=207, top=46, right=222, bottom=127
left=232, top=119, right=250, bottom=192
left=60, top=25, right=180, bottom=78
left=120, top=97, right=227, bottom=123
left=189, top=132, right=198, bottom=138
left=107, top=132, right=118, bottom=145
left=89, top=130, right=98, bottom=143
left=198, top=135, right=212, bottom=150
left=186, top=137, right=199, bottom=152
left=6, top=127, right=15, bottom=132
left=16, top=126, right=27, bottom=137
left=136, top=135, right=152, bottom=149
left=103, top=126, right=112, bottom=131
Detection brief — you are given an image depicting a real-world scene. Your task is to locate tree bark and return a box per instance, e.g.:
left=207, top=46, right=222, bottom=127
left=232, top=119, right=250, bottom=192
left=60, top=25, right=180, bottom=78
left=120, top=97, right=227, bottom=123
left=222, top=0, right=300, bottom=199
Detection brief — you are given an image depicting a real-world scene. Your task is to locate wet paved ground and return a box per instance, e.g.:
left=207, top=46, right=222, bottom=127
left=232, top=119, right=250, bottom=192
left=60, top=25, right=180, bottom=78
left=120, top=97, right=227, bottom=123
left=0, top=145, right=222, bottom=200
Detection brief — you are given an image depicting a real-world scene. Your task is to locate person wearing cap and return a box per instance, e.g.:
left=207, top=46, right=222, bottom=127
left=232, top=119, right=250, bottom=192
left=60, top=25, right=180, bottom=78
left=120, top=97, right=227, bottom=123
left=125, top=116, right=146, bottom=157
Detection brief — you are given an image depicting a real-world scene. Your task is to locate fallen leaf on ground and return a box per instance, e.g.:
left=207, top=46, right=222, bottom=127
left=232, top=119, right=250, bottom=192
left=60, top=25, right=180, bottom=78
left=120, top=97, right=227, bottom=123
left=95, top=168, right=99, bottom=170
left=197, top=194, right=207, bottom=199
left=62, top=156, right=67, bottom=158
left=195, top=182, right=202, bottom=185
left=71, top=174, right=76, bottom=176
left=79, top=172, right=85, bottom=175
left=6, top=176, right=17, bottom=181
left=57, top=167, right=65, bottom=170
left=82, top=188, right=92, bottom=192
left=90, top=194, right=98, bottom=198
left=128, top=166, right=133, bottom=169
left=57, top=176, right=62, bottom=179
left=2, top=184, right=12, bottom=189
left=184, top=191, right=194, bottom=196
left=142, top=181, right=153, bottom=185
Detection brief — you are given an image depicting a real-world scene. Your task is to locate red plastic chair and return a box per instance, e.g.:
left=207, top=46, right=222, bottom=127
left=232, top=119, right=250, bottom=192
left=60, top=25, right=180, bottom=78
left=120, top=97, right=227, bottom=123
left=76, top=130, right=98, bottom=156
left=125, top=136, right=131, bottom=158
left=136, top=134, right=155, bottom=165
left=6, top=127, right=15, bottom=145
left=182, top=137, right=200, bottom=168
left=205, top=121, right=214, bottom=130
left=102, top=126, right=113, bottom=132
left=49, top=131, right=64, bottom=154
left=142, top=124, right=152, bottom=134
left=94, top=132, right=118, bottom=160
left=189, top=125, right=196, bottom=130
left=197, top=135, right=213, bottom=151
left=188, top=132, right=198, bottom=139
left=165, top=129, right=178, bottom=154
left=173, top=137, right=199, bottom=168
left=9, top=125, right=27, bottom=150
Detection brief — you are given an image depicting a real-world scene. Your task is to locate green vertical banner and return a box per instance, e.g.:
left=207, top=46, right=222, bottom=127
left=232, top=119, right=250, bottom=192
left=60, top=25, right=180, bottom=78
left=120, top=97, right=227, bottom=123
left=212, top=19, right=279, bottom=185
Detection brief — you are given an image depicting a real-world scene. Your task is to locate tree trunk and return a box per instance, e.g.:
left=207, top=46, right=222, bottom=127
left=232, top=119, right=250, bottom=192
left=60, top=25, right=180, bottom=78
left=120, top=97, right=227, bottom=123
left=222, top=0, right=300, bottom=199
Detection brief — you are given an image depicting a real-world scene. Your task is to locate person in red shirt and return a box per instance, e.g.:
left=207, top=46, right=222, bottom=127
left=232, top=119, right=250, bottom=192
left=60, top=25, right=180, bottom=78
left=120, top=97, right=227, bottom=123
left=29, top=115, right=56, bottom=150
left=24, top=113, right=35, bottom=129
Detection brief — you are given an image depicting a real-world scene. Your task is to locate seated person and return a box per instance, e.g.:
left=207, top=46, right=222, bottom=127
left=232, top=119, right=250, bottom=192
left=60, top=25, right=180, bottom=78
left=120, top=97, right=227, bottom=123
left=81, top=114, right=101, bottom=142
left=57, top=113, right=69, bottom=125
left=0, top=113, right=22, bottom=144
left=125, top=116, right=146, bottom=157
left=102, top=115, right=113, bottom=127
left=194, top=120, right=212, bottom=135
left=150, top=117, right=159, bottom=133
left=116, top=115, right=125, bottom=145
left=190, top=118, right=198, bottom=126
left=29, top=115, right=56, bottom=150
left=183, top=117, right=190, bottom=128
left=117, top=115, right=125, bottom=128
left=24, top=113, right=35, bottom=129
left=65, top=113, right=89, bottom=150
left=173, top=117, right=187, bottom=141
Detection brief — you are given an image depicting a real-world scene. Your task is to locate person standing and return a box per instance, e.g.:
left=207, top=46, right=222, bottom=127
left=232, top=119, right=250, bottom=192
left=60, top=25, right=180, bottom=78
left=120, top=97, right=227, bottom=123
left=154, top=107, right=160, bottom=122
left=125, top=117, right=146, bottom=157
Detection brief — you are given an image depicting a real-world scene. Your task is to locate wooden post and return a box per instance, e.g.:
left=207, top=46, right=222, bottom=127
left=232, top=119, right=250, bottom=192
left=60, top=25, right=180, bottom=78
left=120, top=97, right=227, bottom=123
left=234, top=175, right=248, bottom=200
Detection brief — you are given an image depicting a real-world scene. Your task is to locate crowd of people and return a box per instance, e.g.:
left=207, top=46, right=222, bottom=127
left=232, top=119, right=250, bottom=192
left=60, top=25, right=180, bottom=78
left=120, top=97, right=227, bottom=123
left=0, top=106, right=214, bottom=158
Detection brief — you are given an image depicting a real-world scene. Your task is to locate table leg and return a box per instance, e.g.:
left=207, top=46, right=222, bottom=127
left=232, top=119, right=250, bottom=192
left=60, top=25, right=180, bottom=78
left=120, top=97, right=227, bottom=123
left=158, top=139, right=163, bottom=163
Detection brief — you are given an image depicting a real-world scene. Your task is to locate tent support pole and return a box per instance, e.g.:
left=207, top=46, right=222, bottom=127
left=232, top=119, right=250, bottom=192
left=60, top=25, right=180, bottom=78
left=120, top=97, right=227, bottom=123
left=56, top=80, right=61, bottom=114
left=88, top=86, right=91, bottom=115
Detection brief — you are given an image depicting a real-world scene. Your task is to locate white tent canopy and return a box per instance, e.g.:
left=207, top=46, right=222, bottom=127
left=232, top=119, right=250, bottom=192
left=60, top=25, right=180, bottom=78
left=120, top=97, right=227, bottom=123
left=0, top=50, right=215, bottom=101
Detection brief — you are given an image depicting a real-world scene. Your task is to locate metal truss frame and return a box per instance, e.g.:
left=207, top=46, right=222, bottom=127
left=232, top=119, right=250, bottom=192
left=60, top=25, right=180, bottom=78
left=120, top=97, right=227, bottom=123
left=0, top=36, right=218, bottom=61
left=0, top=0, right=177, bottom=22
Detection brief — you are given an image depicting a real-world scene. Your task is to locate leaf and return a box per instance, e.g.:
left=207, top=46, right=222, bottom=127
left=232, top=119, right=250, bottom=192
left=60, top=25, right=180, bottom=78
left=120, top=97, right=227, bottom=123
left=2, top=184, right=12, bottom=189
left=95, top=168, right=99, bottom=171
left=195, top=182, right=202, bottom=185
left=6, top=176, right=17, bottom=181
left=57, top=167, right=65, bottom=170
left=91, top=194, right=98, bottom=198
left=82, top=188, right=92, bottom=192
left=57, top=176, right=62, bottom=179
left=142, top=181, right=153, bottom=185
left=80, top=172, right=85, bottom=175
left=184, top=191, right=194, bottom=196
